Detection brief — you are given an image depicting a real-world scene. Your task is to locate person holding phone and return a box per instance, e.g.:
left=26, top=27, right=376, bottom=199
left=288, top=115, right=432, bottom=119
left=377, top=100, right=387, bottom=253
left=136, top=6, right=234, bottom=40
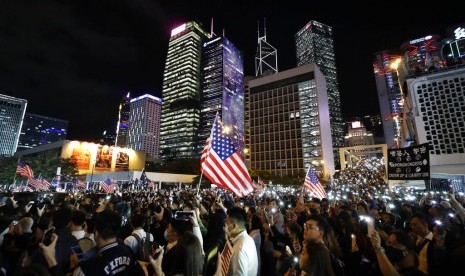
left=369, top=230, right=425, bottom=276
left=1, top=217, right=35, bottom=275
left=39, top=210, right=144, bottom=275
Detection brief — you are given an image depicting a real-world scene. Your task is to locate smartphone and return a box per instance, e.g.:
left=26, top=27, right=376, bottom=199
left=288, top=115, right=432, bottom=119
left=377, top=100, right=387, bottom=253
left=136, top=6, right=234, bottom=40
left=366, top=217, right=375, bottom=236
left=153, top=245, right=163, bottom=259
left=11, top=220, right=19, bottom=226
left=174, top=211, right=194, bottom=220
left=71, top=245, right=86, bottom=262
left=285, top=245, right=292, bottom=256
left=42, top=227, right=55, bottom=246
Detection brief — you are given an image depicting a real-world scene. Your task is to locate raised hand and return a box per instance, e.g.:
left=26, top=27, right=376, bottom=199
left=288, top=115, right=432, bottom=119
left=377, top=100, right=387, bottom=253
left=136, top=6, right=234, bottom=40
left=25, top=201, right=34, bottom=213
left=37, top=204, right=46, bottom=217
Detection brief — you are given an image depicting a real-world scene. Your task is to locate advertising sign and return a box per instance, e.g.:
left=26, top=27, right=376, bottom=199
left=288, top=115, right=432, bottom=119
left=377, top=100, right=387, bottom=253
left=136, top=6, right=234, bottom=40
left=95, top=145, right=112, bottom=170
left=70, top=143, right=91, bottom=169
left=115, top=151, right=129, bottom=170
left=387, top=143, right=430, bottom=180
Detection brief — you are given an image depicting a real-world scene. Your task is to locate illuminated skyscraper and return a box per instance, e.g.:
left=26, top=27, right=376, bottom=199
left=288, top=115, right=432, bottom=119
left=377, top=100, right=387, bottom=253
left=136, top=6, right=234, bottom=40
left=128, top=94, right=162, bottom=158
left=295, top=20, right=344, bottom=167
left=0, top=94, right=27, bottom=156
left=198, top=36, right=245, bottom=156
left=160, top=22, right=210, bottom=158
left=17, top=113, right=68, bottom=151
left=246, top=64, right=335, bottom=179
left=373, top=51, right=405, bottom=148
left=115, top=92, right=131, bottom=148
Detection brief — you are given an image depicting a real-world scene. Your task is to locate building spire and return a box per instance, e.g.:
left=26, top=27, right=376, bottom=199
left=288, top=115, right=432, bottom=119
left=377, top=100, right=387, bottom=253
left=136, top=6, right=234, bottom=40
left=254, top=18, right=278, bottom=76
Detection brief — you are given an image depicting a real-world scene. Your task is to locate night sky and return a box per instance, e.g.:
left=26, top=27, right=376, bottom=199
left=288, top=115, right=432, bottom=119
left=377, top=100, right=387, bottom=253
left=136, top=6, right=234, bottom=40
left=1, top=0, right=463, bottom=141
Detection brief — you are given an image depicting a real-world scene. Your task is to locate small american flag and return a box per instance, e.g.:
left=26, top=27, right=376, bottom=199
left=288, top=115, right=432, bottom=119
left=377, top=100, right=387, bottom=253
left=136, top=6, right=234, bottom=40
left=16, top=160, right=34, bottom=179
left=100, top=178, right=115, bottom=193
left=28, top=177, right=50, bottom=190
left=221, top=239, right=233, bottom=276
left=303, top=166, right=327, bottom=200
left=75, top=179, right=86, bottom=189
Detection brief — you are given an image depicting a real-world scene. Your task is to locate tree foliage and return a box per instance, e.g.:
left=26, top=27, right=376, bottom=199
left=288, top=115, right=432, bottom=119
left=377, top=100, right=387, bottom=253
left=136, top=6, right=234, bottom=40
left=0, top=151, right=78, bottom=184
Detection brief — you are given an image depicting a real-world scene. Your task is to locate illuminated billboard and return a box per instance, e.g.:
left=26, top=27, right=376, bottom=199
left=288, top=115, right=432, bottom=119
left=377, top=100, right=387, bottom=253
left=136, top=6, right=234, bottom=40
left=62, top=141, right=144, bottom=173
left=221, top=38, right=245, bottom=157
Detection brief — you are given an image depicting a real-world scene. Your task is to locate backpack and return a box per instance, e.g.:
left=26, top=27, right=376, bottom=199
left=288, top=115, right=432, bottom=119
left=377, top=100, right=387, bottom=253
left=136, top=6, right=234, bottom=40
left=131, top=232, right=155, bottom=276
left=131, top=231, right=154, bottom=262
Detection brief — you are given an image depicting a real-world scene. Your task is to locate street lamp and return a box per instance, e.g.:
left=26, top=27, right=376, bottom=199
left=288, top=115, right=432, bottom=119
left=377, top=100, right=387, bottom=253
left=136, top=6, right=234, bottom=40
left=89, top=158, right=96, bottom=185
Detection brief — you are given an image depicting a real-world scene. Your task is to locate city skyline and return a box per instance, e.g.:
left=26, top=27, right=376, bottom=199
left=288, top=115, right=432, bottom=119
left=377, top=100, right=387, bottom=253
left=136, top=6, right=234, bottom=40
left=1, top=1, right=463, bottom=141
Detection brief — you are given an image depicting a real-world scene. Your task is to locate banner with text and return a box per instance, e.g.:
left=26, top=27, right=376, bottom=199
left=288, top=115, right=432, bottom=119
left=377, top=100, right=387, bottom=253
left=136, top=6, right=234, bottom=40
left=388, top=143, right=430, bottom=180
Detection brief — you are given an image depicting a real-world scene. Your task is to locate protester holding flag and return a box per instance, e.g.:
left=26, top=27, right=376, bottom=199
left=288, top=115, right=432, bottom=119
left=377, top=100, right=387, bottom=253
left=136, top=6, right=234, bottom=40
left=16, top=159, right=34, bottom=179
left=99, top=178, right=116, bottom=193
left=303, top=166, right=327, bottom=200
left=200, top=114, right=254, bottom=197
left=224, top=207, right=258, bottom=276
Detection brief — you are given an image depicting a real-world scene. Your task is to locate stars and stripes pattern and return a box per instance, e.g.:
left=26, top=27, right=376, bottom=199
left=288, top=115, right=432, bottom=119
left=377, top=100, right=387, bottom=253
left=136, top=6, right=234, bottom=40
left=303, top=166, right=327, bottom=200
left=200, top=116, right=253, bottom=197
left=221, top=239, right=233, bottom=276
left=28, top=177, right=51, bottom=190
left=100, top=178, right=116, bottom=193
left=75, top=179, right=86, bottom=189
left=148, top=181, right=155, bottom=189
left=16, top=160, right=34, bottom=179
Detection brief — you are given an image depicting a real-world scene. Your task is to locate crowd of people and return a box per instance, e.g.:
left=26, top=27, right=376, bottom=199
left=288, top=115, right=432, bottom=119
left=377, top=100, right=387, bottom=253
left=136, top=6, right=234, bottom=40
left=0, top=157, right=464, bottom=276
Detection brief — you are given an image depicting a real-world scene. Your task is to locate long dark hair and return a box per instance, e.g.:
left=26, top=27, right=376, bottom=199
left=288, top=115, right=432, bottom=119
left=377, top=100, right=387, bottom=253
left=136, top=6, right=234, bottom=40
left=173, top=231, right=204, bottom=276
left=302, top=240, right=335, bottom=276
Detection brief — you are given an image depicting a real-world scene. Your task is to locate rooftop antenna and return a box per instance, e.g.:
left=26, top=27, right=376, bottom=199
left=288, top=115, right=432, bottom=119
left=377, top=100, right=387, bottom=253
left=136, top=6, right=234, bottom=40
left=264, top=17, right=267, bottom=40
left=255, top=17, right=278, bottom=76
left=210, top=18, right=216, bottom=37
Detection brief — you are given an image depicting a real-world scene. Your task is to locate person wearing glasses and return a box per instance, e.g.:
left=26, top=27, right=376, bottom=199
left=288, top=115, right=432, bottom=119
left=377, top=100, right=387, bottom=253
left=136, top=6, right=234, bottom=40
left=303, top=215, right=345, bottom=276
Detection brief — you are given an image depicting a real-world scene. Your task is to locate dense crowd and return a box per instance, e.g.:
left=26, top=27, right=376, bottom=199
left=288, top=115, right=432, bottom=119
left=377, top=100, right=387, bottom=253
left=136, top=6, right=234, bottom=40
left=0, top=182, right=464, bottom=276
left=0, top=158, right=464, bottom=276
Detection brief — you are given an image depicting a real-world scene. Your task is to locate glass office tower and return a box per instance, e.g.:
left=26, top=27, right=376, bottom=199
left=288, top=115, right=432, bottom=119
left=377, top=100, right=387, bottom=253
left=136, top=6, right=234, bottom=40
left=115, top=92, right=131, bottom=148
left=0, top=94, right=27, bottom=156
left=295, top=20, right=344, bottom=166
left=17, top=113, right=68, bottom=151
left=198, top=36, right=245, bottom=156
left=128, top=94, right=162, bottom=158
left=160, top=22, right=210, bottom=158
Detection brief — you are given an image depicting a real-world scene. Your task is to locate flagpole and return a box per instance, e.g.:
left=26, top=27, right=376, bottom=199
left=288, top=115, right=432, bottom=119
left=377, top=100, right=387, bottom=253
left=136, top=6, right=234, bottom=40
left=302, top=165, right=311, bottom=193
left=197, top=112, right=219, bottom=196
left=13, top=159, right=20, bottom=188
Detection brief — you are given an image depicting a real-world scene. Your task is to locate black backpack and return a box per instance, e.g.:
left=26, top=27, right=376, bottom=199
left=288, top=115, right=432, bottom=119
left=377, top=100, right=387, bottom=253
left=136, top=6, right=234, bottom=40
left=131, top=231, right=153, bottom=262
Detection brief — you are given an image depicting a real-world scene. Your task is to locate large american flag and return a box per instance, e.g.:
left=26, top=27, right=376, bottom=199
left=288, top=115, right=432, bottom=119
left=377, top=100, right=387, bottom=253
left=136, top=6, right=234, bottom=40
left=303, top=166, right=327, bottom=200
left=16, top=160, right=34, bottom=179
left=100, top=178, right=116, bottom=193
left=200, top=116, right=253, bottom=197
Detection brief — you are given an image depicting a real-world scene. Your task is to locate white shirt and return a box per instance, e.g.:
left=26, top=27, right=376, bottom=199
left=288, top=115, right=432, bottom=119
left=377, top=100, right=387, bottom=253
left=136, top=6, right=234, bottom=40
left=228, top=230, right=258, bottom=276
left=124, top=228, right=154, bottom=253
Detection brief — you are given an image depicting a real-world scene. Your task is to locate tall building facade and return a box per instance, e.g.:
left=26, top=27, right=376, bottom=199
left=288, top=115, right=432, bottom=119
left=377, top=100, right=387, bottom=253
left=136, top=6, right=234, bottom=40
left=344, top=121, right=374, bottom=147
left=128, top=94, right=162, bottom=158
left=115, top=92, right=131, bottom=148
left=295, top=20, right=344, bottom=166
left=160, top=22, right=210, bottom=158
left=246, top=64, right=335, bottom=179
left=17, top=113, right=68, bottom=151
left=0, top=94, right=27, bottom=156
left=198, top=36, right=245, bottom=156
left=373, top=51, right=405, bottom=148
left=406, top=65, right=465, bottom=176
